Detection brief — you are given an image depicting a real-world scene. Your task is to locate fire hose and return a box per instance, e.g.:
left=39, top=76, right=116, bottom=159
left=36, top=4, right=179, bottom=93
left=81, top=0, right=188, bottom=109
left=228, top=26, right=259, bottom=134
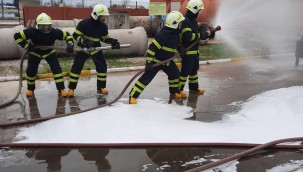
left=0, top=137, right=302, bottom=172
left=0, top=26, right=221, bottom=128
left=0, top=44, right=131, bottom=109
left=0, top=35, right=205, bottom=128
left=1, top=27, right=303, bottom=171
left=0, top=50, right=28, bottom=108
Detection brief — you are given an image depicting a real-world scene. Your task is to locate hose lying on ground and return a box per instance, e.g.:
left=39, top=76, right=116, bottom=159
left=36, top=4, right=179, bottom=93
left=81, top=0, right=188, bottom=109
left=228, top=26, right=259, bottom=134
left=0, top=41, right=199, bottom=128
left=0, top=137, right=302, bottom=172
left=185, top=137, right=303, bottom=172
left=0, top=138, right=303, bottom=149
left=0, top=45, right=131, bottom=109
left=0, top=50, right=27, bottom=108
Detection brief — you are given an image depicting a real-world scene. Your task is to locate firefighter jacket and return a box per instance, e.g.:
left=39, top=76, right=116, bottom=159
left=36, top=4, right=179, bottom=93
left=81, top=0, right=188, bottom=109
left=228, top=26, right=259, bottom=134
left=145, top=27, right=179, bottom=64
left=73, top=17, right=113, bottom=55
left=179, top=10, right=200, bottom=56
left=14, top=27, right=73, bottom=58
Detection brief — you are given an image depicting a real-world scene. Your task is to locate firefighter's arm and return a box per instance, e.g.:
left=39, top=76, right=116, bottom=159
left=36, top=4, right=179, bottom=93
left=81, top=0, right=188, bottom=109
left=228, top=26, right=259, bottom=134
left=60, top=30, right=74, bottom=45
left=14, top=29, right=33, bottom=50
left=101, top=25, right=120, bottom=49
left=73, top=21, right=91, bottom=47
left=73, top=27, right=84, bottom=45
left=61, top=30, right=74, bottom=52
left=145, top=36, right=165, bottom=64
left=180, top=22, right=199, bottom=42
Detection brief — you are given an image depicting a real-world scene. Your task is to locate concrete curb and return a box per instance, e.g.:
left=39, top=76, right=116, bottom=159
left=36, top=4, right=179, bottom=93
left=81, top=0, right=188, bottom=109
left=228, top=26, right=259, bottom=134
left=0, top=56, right=261, bottom=82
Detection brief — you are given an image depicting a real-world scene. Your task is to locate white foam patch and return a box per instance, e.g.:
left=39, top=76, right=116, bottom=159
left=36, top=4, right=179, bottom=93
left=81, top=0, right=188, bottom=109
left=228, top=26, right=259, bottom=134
left=15, top=86, right=303, bottom=144
left=266, top=160, right=303, bottom=172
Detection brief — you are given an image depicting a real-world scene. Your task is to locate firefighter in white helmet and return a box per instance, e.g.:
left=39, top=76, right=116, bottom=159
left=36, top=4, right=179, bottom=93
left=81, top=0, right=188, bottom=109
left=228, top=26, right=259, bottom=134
left=129, top=11, right=185, bottom=104
left=178, top=0, right=213, bottom=98
left=14, top=12, right=74, bottom=97
left=67, top=4, right=120, bottom=97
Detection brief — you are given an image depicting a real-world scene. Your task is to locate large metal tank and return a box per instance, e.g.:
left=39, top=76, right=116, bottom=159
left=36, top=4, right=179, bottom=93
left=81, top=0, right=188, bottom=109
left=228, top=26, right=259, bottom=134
left=0, top=26, right=148, bottom=60
left=130, top=16, right=162, bottom=36
left=58, top=27, right=148, bottom=56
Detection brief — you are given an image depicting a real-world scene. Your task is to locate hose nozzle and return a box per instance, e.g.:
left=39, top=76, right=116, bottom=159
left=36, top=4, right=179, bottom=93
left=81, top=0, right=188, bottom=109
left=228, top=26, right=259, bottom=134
left=214, top=25, right=221, bottom=32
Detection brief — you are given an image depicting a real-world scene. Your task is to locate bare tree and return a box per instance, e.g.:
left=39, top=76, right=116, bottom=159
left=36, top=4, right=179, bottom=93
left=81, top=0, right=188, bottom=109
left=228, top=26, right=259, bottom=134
left=121, top=0, right=129, bottom=7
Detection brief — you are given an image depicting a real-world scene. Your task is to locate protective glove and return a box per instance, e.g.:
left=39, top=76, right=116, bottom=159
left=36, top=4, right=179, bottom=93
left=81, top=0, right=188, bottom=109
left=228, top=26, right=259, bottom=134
left=82, top=38, right=94, bottom=48
left=209, top=27, right=216, bottom=39
left=178, top=46, right=187, bottom=57
left=25, top=43, right=35, bottom=51
left=109, top=38, right=120, bottom=49
left=112, top=42, right=120, bottom=49
left=66, top=44, right=74, bottom=53
left=145, top=61, right=153, bottom=71
left=200, top=30, right=210, bottom=40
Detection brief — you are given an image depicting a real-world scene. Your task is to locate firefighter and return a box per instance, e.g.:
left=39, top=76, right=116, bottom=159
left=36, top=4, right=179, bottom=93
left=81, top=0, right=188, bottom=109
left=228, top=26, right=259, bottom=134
left=129, top=11, right=185, bottom=104
left=67, top=4, right=120, bottom=97
left=178, top=0, right=214, bottom=98
left=14, top=13, right=74, bottom=97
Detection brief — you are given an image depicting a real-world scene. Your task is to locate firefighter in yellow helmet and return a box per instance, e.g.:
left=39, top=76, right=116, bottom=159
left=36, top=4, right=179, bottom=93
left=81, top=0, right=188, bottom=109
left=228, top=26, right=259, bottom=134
left=67, top=4, right=120, bottom=97
left=14, top=13, right=74, bottom=97
left=178, top=0, right=212, bottom=98
left=129, top=11, right=185, bottom=104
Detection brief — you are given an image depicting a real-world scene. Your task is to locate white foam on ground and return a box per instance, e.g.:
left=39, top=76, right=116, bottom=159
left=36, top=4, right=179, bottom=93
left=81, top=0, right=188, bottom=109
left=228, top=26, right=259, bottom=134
left=15, top=86, right=303, bottom=144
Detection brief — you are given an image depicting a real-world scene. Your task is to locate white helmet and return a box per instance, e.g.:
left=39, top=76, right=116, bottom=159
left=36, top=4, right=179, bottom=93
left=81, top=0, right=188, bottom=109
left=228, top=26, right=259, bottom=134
left=165, top=11, right=185, bottom=29
left=36, top=13, right=52, bottom=25
left=91, top=4, right=109, bottom=20
left=36, top=13, right=52, bottom=33
left=186, top=0, right=204, bottom=14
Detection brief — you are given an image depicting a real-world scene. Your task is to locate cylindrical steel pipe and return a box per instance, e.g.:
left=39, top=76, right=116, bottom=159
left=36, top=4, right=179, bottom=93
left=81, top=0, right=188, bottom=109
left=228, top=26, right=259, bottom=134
left=0, top=25, right=25, bottom=60
left=47, top=17, right=160, bottom=36
left=0, top=26, right=148, bottom=60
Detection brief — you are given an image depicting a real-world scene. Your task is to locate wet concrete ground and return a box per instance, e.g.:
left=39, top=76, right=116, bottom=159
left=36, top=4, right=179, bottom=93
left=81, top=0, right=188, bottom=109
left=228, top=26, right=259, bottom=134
left=1, top=54, right=303, bottom=171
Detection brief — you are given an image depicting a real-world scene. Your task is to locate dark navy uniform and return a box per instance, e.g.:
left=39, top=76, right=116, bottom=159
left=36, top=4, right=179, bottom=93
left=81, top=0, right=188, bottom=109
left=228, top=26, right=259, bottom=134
left=129, top=27, right=180, bottom=98
left=68, top=17, right=115, bottom=91
left=14, top=27, right=73, bottom=91
left=179, top=10, right=202, bottom=91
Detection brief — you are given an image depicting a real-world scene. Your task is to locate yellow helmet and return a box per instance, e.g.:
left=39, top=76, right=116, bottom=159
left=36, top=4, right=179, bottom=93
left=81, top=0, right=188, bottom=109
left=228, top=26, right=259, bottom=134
left=36, top=13, right=52, bottom=25
left=186, top=0, right=205, bottom=14
left=91, top=4, right=109, bottom=20
left=165, top=11, right=185, bottom=29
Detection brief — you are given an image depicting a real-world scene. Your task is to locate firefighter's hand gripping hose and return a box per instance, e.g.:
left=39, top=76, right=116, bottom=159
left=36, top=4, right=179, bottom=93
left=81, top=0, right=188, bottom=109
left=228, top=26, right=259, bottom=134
left=0, top=40, right=200, bottom=128
left=0, top=26, right=222, bottom=128
left=0, top=44, right=130, bottom=109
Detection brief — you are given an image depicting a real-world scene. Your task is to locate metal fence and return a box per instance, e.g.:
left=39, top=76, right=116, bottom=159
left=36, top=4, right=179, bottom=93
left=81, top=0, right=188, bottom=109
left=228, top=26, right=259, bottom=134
left=0, top=0, right=148, bottom=20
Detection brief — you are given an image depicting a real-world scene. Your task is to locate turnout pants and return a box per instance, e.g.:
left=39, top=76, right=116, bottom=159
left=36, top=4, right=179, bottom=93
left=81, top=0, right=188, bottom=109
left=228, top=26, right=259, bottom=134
left=26, top=53, right=64, bottom=91
left=129, top=61, right=180, bottom=99
left=179, top=55, right=200, bottom=91
left=68, top=51, right=107, bottom=90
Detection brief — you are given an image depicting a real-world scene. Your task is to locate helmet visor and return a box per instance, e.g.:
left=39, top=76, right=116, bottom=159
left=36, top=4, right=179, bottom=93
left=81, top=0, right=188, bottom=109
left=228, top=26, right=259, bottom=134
left=38, top=24, right=52, bottom=33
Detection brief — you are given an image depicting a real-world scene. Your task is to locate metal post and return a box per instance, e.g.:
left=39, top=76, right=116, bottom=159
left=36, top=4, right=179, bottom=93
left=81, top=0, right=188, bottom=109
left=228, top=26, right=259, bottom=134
left=17, top=0, right=20, bottom=22
left=136, top=1, right=137, bottom=9
left=110, top=0, right=112, bottom=8
left=1, top=0, right=4, bottom=18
